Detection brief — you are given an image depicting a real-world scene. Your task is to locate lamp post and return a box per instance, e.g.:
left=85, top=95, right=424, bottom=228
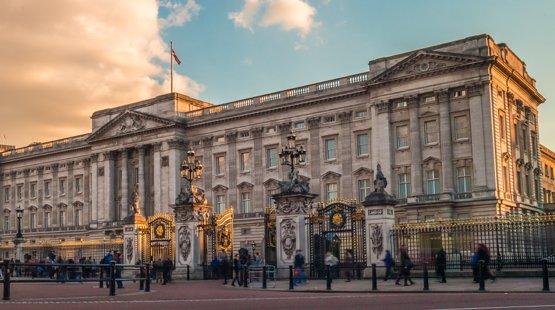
left=14, top=205, right=24, bottom=261
left=180, top=150, right=203, bottom=188
left=278, top=134, right=306, bottom=179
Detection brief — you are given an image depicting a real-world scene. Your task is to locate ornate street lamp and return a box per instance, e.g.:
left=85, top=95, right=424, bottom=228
left=180, top=150, right=203, bottom=185
left=15, top=205, right=24, bottom=239
left=278, top=134, right=306, bottom=179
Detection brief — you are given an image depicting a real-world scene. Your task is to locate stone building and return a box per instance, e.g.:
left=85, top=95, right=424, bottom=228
left=541, top=145, right=555, bottom=213
left=0, top=34, right=548, bottom=260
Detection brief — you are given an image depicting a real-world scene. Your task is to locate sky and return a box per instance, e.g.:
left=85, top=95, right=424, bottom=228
left=1, top=0, right=554, bottom=149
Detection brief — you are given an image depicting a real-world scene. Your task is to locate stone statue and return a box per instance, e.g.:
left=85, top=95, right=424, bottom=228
left=373, top=163, right=388, bottom=193
left=178, top=226, right=192, bottom=264
left=131, top=183, right=141, bottom=215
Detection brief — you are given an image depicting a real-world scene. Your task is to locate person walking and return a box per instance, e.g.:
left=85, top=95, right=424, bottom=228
left=293, top=249, right=307, bottom=285
left=221, top=254, right=229, bottom=285
left=344, top=249, right=354, bottom=282
left=231, top=254, right=241, bottom=287
left=324, top=252, right=339, bottom=284
left=115, top=252, right=124, bottom=289
left=395, top=246, right=414, bottom=286
left=382, top=250, right=394, bottom=281
left=435, top=248, right=447, bottom=283
left=475, top=243, right=495, bottom=283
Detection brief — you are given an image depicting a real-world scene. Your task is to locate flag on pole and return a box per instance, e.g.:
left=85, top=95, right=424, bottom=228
left=171, top=48, right=181, bottom=65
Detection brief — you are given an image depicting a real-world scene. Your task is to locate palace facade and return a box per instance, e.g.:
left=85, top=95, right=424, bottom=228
left=0, top=34, right=548, bottom=260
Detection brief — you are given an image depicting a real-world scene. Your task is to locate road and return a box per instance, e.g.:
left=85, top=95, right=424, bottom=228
left=1, top=280, right=554, bottom=309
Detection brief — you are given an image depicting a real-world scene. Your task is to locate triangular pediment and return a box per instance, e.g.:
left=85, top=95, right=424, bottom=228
left=370, top=50, right=489, bottom=84
left=321, top=171, right=341, bottom=180
left=87, top=110, right=177, bottom=142
left=353, top=167, right=373, bottom=176
left=263, top=178, right=279, bottom=187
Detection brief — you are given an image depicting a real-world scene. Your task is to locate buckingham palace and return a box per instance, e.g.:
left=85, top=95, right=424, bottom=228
left=0, top=34, right=549, bottom=261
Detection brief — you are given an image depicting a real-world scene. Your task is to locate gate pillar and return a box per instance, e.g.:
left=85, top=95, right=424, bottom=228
left=362, top=164, right=397, bottom=273
left=272, top=179, right=317, bottom=277
left=123, top=185, right=147, bottom=270
left=171, top=186, right=210, bottom=279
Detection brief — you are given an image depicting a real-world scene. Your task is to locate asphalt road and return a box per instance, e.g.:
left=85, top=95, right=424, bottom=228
left=1, top=280, right=554, bottom=310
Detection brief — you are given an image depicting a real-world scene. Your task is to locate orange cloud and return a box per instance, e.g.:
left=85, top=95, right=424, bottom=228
left=0, top=0, right=204, bottom=147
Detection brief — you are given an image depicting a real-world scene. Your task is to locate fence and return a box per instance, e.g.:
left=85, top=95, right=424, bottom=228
left=0, top=260, right=150, bottom=300
left=390, top=214, right=555, bottom=271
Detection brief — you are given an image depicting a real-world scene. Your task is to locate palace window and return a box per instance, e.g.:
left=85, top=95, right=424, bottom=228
left=44, top=180, right=51, bottom=197
left=325, top=183, right=338, bottom=201
left=398, top=173, right=411, bottom=198
left=59, top=179, right=66, bottom=195
left=3, top=216, right=9, bottom=231
left=266, top=148, right=278, bottom=168
left=30, top=182, right=37, bottom=199
left=396, top=101, right=408, bottom=108
left=426, top=169, right=441, bottom=194
left=59, top=210, right=66, bottom=227
left=75, top=209, right=82, bottom=226
left=17, top=184, right=23, bottom=201
left=356, top=133, right=369, bottom=156
left=424, top=120, right=438, bottom=144
left=453, top=90, right=466, bottom=98
left=293, top=121, right=305, bottom=130
left=240, top=151, right=251, bottom=172
left=215, top=155, right=226, bottom=175
left=355, top=110, right=367, bottom=118
left=424, top=96, right=436, bottom=104
left=454, top=115, right=469, bottom=140
left=323, top=115, right=336, bottom=123
left=502, top=166, right=509, bottom=192
left=44, top=212, right=50, bottom=229
left=215, top=195, right=225, bottom=214
left=75, top=176, right=82, bottom=194
left=239, top=131, right=250, bottom=138
left=516, top=171, right=523, bottom=194
left=240, top=192, right=251, bottom=213
left=456, top=166, right=472, bottom=193
left=525, top=173, right=531, bottom=197
left=29, top=212, right=36, bottom=229
left=324, top=138, right=337, bottom=160
left=396, top=125, right=409, bottom=149
left=358, top=179, right=371, bottom=202
left=3, top=186, right=9, bottom=203
left=267, top=189, right=278, bottom=207
left=499, top=113, right=506, bottom=140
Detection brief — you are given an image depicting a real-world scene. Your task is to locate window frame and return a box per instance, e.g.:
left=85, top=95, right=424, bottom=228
left=324, top=137, right=337, bottom=161
left=426, top=169, right=441, bottom=194
left=356, top=133, right=369, bottom=156
left=396, top=125, right=409, bottom=149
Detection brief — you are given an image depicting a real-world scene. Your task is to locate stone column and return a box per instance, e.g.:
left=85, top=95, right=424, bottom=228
left=104, top=151, right=115, bottom=222
left=152, top=143, right=162, bottom=213
left=137, top=146, right=146, bottom=216
left=251, top=128, right=264, bottom=211
left=168, top=139, right=185, bottom=208
left=371, top=102, right=393, bottom=184
left=90, top=154, right=99, bottom=228
left=468, top=85, right=488, bottom=190
left=438, top=90, right=454, bottom=193
left=83, top=159, right=91, bottom=225
left=338, top=111, right=353, bottom=197
left=67, top=161, right=75, bottom=225
left=307, top=117, right=321, bottom=197
left=201, top=137, right=214, bottom=205
left=121, top=148, right=129, bottom=220
left=408, top=96, right=423, bottom=196
left=225, top=132, right=238, bottom=209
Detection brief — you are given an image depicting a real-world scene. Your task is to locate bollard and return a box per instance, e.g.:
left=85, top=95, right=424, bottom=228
left=262, top=266, right=267, bottom=289
left=542, top=259, right=550, bottom=292
left=187, top=265, right=190, bottom=281
left=109, top=261, right=116, bottom=296
left=243, top=266, right=248, bottom=288
left=478, top=260, right=485, bottom=291
left=3, top=260, right=10, bottom=301
left=145, top=263, right=151, bottom=292
left=371, top=264, right=377, bottom=291
left=423, top=263, right=429, bottom=291
left=326, top=265, right=331, bottom=291
left=289, top=266, right=294, bottom=290
left=99, top=267, right=104, bottom=288
left=139, top=265, right=145, bottom=291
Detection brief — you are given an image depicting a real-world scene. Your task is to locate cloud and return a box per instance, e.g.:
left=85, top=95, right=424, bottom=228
left=228, top=0, right=262, bottom=32
left=159, top=0, right=201, bottom=29
left=0, top=0, right=204, bottom=147
left=229, top=0, right=319, bottom=37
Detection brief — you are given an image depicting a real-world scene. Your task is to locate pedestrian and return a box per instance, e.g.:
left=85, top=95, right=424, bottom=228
left=231, top=254, right=241, bottom=286
left=435, top=248, right=447, bottom=283
left=293, top=249, right=307, bottom=285
left=324, top=252, right=339, bottom=284
left=115, top=252, right=124, bottom=289
left=474, top=243, right=495, bottom=283
left=382, top=250, right=394, bottom=281
left=344, top=249, right=354, bottom=282
left=154, top=259, right=163, bottom=284
left=162, top=257, right=171, bottom=285
left=221, top=254, right=229, bottom=285
left=210, top=256, right=220, bottom=280
left=395, top=245, right=414, bottom=286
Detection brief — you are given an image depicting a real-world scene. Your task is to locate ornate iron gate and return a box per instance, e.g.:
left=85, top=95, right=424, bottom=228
left=264, top=207, right=277, bottom=266
left=143, top=213, right=175, bottom=262
left=198, top=208, right=234, bottom=265
left=306, top=201, right=366, bottom=278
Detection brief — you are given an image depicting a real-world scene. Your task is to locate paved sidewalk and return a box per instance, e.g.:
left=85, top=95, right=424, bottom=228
left=247, top=277, right=551, bottom=292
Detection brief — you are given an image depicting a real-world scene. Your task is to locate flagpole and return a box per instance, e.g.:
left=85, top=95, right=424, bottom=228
left=170, top=40, right=173, bottom=93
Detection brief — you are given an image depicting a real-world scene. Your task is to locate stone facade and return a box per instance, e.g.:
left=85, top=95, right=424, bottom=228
left=541, top=145, right=555, bottom=213
left=0, top=34, right=549, bottom=259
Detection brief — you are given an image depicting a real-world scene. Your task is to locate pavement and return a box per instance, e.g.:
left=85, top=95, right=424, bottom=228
left=252, top=277, right=550, bottom=292
left=0, top=280, right=554, bottom=310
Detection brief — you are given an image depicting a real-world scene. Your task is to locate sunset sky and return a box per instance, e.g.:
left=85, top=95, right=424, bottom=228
left=1, top=0, right=554, bottom=148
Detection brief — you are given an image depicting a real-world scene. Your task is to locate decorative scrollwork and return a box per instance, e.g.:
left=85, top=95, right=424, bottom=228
left=178, top=226, right=192, bottom=264
left=370, top=224, right=383, bottom=258
left=280, top=218, right=296, bottom=260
